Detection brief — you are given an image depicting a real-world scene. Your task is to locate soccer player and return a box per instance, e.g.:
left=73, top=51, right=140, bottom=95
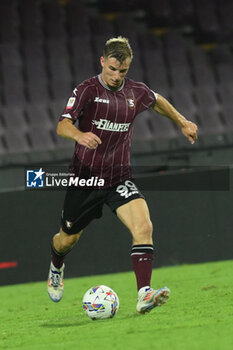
left=47, top=36, right=198, bottom=313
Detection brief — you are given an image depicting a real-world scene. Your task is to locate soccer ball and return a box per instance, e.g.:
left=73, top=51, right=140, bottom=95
left=82, top=285, right=119, bottom=320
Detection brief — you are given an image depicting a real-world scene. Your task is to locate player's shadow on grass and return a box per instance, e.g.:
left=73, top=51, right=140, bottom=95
left=40, top=312, right=139, bottom=328
left=40, top=320, right=90, bottom=328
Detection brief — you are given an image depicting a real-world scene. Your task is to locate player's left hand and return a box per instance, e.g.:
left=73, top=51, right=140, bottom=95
left=181, top=121, right=198, bottom=144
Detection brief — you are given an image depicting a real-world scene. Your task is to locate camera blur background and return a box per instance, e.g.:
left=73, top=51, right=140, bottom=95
left=0, top=0, right=233, bottom=171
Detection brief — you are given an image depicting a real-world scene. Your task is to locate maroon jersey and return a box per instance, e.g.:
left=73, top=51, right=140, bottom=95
left=60, top=75, right=157, bottom=187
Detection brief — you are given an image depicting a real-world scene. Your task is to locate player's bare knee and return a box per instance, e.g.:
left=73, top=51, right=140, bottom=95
left=132, top=220, right=153, bottom=244
left=138, top=220, right=153, bottom=237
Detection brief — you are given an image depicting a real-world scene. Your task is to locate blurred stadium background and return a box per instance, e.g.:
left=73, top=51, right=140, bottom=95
left=0, top=0, right=233, bottom=285
left=1, top=0, right=233, bottom=168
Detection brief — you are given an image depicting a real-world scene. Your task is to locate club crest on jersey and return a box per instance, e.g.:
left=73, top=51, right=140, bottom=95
left=66, top=97, right=76, bottom=109
left=126, top=98, right=135, bottom=109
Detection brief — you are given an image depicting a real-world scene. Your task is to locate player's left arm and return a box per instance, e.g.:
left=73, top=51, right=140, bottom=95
left=152, top=94, right=198, bottom=144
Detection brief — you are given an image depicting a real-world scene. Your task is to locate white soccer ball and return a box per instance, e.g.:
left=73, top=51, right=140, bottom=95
left=82, top=285, right=119, bottom=320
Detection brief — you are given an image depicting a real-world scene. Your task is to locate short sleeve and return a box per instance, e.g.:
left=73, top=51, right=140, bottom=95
left=141, top=86, right=157, bottom=109
left=136, top=83, right=158, bottom=115
left=59, top=84, right=91, bottom=123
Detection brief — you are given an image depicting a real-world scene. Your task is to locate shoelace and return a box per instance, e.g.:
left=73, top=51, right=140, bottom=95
left=51, top=270, right=62, bottom=288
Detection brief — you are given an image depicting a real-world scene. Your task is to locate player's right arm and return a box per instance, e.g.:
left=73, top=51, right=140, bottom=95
left=57, top=85, right=102, bottom=149
left=57, top=118, right=101, bottom=150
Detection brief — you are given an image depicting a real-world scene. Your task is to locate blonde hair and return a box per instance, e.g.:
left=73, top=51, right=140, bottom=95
left=103, top=36, right=133, bottom=63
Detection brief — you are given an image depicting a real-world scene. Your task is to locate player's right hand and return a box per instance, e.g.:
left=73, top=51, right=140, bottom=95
left=75, top=132, right=102, bottom=149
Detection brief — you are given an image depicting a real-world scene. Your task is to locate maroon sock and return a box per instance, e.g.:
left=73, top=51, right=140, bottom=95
left=131, top=244, right=154, bottom=291
left=51, top=243, right=70, bottom=269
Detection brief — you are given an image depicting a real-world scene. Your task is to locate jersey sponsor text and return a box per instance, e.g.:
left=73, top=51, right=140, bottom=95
left=92, top=118, right=131, bottom=132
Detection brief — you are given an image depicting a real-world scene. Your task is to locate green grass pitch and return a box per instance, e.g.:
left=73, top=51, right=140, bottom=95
left=0, top=260, right=233, bottom=350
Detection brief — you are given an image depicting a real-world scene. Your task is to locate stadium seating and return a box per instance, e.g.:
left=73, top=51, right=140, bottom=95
left=194, top=0, right=220, bottom=43
left=71, top=37, right=96, bottom=84
left=143, top=50, right=170, bottom=95
left=66, top=0, right=90, bottom=38
left=146, top=0, right=173, bottom=27
left=170, top=0, right=194, bottom=26
left=0, top=0, right=20, bottom=43
left=0, top=0, right=233, bottom=167
left=171, top=89, right=197, bottom=123
left=19, top=0, right=43, bottom=43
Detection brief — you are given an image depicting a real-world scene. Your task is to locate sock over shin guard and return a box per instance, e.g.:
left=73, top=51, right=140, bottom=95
left=131, top=244, right=154, bottom=291
left=51, top=243, right=71, bottom=269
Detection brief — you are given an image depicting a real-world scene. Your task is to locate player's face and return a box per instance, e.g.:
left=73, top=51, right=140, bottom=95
left=100, top=56, right=131, bottom=89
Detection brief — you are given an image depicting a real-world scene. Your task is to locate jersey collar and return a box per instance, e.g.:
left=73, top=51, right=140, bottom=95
left=98, top=74, right=125, bottom=92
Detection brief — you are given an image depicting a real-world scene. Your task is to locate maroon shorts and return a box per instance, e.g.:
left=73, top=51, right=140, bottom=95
left=61, top=179, right=144, bottom=234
